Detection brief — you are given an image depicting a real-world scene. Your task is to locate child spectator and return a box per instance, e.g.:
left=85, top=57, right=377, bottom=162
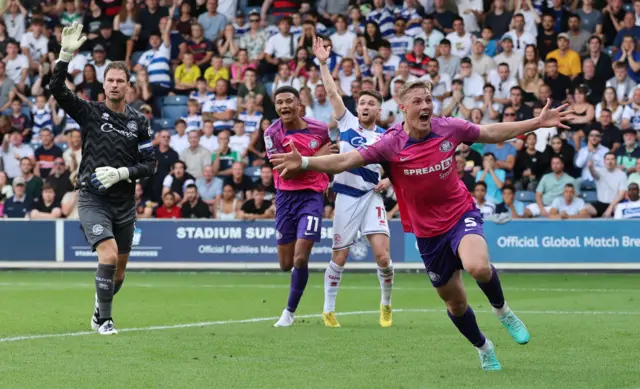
left=204, top=55, right=230, bottom=91
left=174, top=52, right=201, bottom=94
left=189, top=78, right=214, bottom=105
left=238, top=93, right=263, bottom=134
left=182, top=99, right=204, bottom=133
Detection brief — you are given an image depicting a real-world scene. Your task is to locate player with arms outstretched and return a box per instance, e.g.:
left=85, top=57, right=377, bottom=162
left=313, top=37, right=394, bottom=328
left=271, top=80, right=574, bottom=369
left=50, top=23, right=156, bottom=335
left=265, top=86, right=334, bottom=327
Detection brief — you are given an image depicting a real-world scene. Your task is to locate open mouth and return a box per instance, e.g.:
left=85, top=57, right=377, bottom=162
left=419, top=112, right=430, bottom=121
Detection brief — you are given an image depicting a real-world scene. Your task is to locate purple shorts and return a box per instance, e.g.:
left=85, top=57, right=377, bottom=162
left=275, top=190, right=324, bottom=245
left=416, top=208, right=485, bottom=288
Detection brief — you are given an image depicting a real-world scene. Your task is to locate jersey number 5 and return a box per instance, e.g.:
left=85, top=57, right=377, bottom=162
left=464, top=217, right=477, bottom=229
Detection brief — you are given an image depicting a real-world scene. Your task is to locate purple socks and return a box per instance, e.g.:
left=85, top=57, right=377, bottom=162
left=286, top=266, right=309, bottom=313
left=476, top=265, right=505, bottom=309
left=448, top=306, right=486, bottom=347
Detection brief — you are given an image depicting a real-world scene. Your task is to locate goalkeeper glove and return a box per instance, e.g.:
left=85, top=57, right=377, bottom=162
left=91, top=167, right=130, bottom=192
left=59, top=22, right=87, bottom=62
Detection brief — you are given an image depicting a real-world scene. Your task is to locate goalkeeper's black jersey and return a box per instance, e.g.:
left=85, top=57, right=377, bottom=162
left=50, top=60, right=156, bottom=199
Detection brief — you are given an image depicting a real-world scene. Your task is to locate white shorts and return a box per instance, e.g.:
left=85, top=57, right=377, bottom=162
left=332, top=191, right=390, bottom=250
left=525, top=203, right=553, bottom=217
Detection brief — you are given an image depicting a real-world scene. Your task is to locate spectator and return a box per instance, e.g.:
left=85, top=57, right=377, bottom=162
left=170, top=119, right=189, bottom=154
left=415, top=16, right=444, bottom=59
left=575, top=0, right=603, bottom=34
left=180, top=131, right=212, bottom=179
left=29, top=183, right=61, bottom=219
left=470, top=39, right=496, bottom=80
left=493, top=38, right=522, bottom=80
left=614, top=182, right=640, bottom=219
left=113, top=0, right=139, bottom=38
left=198, top=0, right=228, bottom=42
left=476, top=152, right=506, bottom=203
left=504, top=13, right=535, bottom=56
left=525, top=156, right=577, bottom=218
left=229, top=120, right=251, bottom=159
left=630, top=159, right=640, bottom=186
left=456, top=154, right=476, bottom=191
left=183, top=100, right=204, bottom=133
left=565, top=14, right=590, bottom=56
left=213, top=183, right=240, bottom=220
left=1, top=130, right=34, bottom=180
left=2, top=176, right=32, bottom=218
left=455, top=57, right=484, bottom=98
left=514, top=132, right=544, bottom=190
left=421, top=59, right=452, bottom=103
left=230, top=49, right=256, bottom=90
left=582, top=36, right=613, bottom=86
left=311, top=84, right=333, bottom=124
left=188, top=24, right=215, bottom=74
left=537, top=14, right=558, bottom=60
left=548, top=183, right=593, bottom=219
left=473, top=181, right=496, bottom=217
left=20, top=18, right=48, bottom=73
left=135, top=182, right=154, bottom=219
left=195, top=164, right=223, bottom=208
left=174, top=52, right=201, bottom=95
left=135, top=27, right=172, bottom=98
left=261, top=16, right=296, bottom=75
left=236, top=68, right=267, bottom=110
left=212, top=130, right=241, bottom=176
left=154, top=191, right=182, bottom=219
left=238, top=94, right=263, bottom=134
left=7, top=97, right=32, bottom=141
left=546, top=33, right=581, bottom=79
left=612, top=12, right=640, bottom=49
left=223, top=161, right=254, bottom=201
left=217, top=24, right=240, bottom=67
left=0, top=62, right=15, bottom=109
left=588, top=152, right=628, bottom=217
left=435, top=39, right=461, bottom=79
left=483, top=109, right=517, bottom=170
left=330, top=15, right=356, bottom=57
left=93, top=21, right=128, bottom=62
left=239, top=184, right=275, bottom=220
left=568, top=85, right=596, bottom=149
left=541, top=135, right=576, bottom=176
left=483, top=0, right=513, bottom=39
left=239, top=11, right=268, bottom=65
left=606, top=63, right=636, bottom=105
left=441, top=79, right=474, bottom=119
left=257, top=164, right=276, bottom=200
left=457, top=142, right=483, bottom=174
left=446, top=17, right=474, bottom=59
left=615, top=129, right=640, bottom=174
left=18, top=157, right=42, bottom=201
left=162, top=160, right=196, bottom=202
left=203, top=80, right=237, bottom=134
left=45, top=157, right=73, bottom=204
left=180, top=184, right=212, bottom=218
left=508, top=86, right=534, bottom=121
left=596, top=87, right=625, bottom=126
left=572, top=59, right=603, bottom=105
left=190, top=78, right=214, bottom=105
left=0, top=170, right=12, bottom=204
left=495, top=184, right=525, bottom=219
left=60, top=172, right=79, bottom=219
left=589, top=108, right=622, bottom=152
left=3, top=0, right=26, bottom=41
left=575, top=128, right=610, bottom=187
left=612, top=35, right=640, bottom=84
left=199, top=120, right=218, bottom=152
left=621, top=88, right=640, bottom=131
left=272, top=61, right=301, bottom=94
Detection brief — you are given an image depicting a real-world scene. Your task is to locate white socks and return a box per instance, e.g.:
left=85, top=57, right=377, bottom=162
left=323, top=259, right=395, bottom=313
left=377, top=260, right=394, bottom=306
left=323, top=261, right=344, bottom=313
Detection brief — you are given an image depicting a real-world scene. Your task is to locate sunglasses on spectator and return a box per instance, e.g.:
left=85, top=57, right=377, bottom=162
left=589, top=133, right=601, bottom=137
left=250, top=18, right=260, bottom=22
left=504, top=112, right=516, bottom=116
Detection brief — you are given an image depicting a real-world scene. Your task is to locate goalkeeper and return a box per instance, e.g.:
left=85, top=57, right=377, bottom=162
left=50, top=22, right=156, bottom=335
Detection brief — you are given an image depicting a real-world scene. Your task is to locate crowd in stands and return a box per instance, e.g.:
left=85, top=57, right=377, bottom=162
left=0, top=0, right=639, bottom=221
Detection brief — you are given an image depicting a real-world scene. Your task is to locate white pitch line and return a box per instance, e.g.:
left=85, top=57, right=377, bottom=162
left=0, top=282, right=638, bottom=294
left=1, top=308, right=640, bottom=344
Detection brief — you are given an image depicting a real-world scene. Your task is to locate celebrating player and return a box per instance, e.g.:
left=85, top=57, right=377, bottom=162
left=50, top=22, right=156, bottom=335
left=271, top=80, right=574, bottom=370
left=313, top=37, right=394, bottom=328
left=265, top=86, right=334, bottom=327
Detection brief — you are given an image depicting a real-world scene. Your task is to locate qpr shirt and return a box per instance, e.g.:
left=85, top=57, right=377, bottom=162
left=614, top=199, right=640, bottom=219
left=333, top=110, right=386, bottom=198
left=358, top=118, right=481, bottom=238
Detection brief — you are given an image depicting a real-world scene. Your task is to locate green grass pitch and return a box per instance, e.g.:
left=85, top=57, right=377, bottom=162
left=0, top=271, right=639, bottom=389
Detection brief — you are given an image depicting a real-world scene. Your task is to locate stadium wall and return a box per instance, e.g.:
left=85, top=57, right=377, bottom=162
left=0, top=220, right=639, bottom=270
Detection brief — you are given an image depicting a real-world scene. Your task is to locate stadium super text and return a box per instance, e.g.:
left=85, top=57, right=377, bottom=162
left=497, top=236, right=640, bottom=248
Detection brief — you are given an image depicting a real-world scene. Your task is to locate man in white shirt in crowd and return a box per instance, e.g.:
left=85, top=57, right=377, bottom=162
left=503, top=13, right=536, bottom=56
left=180, top=130, right=212, bottom=179
left=488, top=63, right=518, bottom=105
left=456, top=0, right=483, bottom=34
left=621, top=87, right=640, bottom=131
left=470, top=39, right=496, bottom=80
left=19, top=18, right=48, bottom=73
left=575, top=128, right=610, bottom=189
left=614, top=183, right=640, bottom=219
left=4, top=41, right=29, bottom=93
left=89, top=44, right=112, bottom=83
left=414, top=16, right=444, bottom=58
left=441, top=79, right=475, bottom=118
left=202, top=80, right=237, bottom=134
left=0, top=130, right=34, bottom=180
left=589, top=152, right=628, bottom=217
left=311, top=85, right=333, bottom=125
left=446, top=17, right=474, bottom=59
left=493, top=37, right=522, bottom=79
left=199, top=120, right=218, bottom=152
left=263, top=17, right=296, bottom=68
left=170, top=119, right=190, bottom=155
left=378, top=40, right=402, bottom=79
left=473, top=181, right=496, bottom=217
left=380, top=79, right=406, bottom=127
left=454, top=57, right=484, bottom=98
left=549, top=183, right=594, bottom=219
left=420, top=59, right=452, bottom=103
left=329, top=15, right=356, bottom=57
left=390, top=62, right=417, bottom=97
left=525, top=156, right=578, bottom=218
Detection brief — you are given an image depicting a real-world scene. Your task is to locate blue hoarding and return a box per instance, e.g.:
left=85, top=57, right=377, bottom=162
left=63, top=220, right=406, bottom=262
left=0, top=221, right=56, bottom=261
left=404, top=220, right=640, bottom=263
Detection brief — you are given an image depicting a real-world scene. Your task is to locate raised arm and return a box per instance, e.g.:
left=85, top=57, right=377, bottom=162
left=271, top=143, right=365, bottom=178
left=50, top=22, right=91, bottom=126
left=477, top=100, right=573, bottom=144
left=314, top=37, right=346, bottom=120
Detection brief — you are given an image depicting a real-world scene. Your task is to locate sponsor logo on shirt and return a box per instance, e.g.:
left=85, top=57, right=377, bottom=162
left=403, top=156, right=453, bottom=176
left=100, top=123, right=138, bottom=138
left=439, top=140, right=453, bottom=152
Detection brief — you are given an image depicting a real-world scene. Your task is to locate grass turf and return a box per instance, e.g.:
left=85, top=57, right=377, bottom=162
left=0, top=271, right=638, bottom=389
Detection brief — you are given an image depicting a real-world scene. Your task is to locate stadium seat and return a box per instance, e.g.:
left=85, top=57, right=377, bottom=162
left=152, top=118, right=173, bottom=131
left=582, top=191, right=598, bottom=203
left=264, top=82, right=274, bottom=97
left=517, top=191, right=536, bottom=203
left=163, top=96, right=189, bottom=106
left=161, top=105, right=188, bottom=123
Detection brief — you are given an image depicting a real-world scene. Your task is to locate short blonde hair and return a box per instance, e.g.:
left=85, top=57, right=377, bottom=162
left=398, top=80, right=433, bottom=101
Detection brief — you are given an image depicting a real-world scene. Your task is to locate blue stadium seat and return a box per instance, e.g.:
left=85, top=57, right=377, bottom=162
left=163, top=96, right=189, bottom=106
left=582, top=191, right=598, bottom=203
left=131, top=51, right=145, bottom=66
left=264, top=82, right=274, bottom=97
left=516, top=191, right=536, bottom=203
left=161, top=105, right=188, bottom=123
left=152, top=118, right=173, bottom=131
left=55, top=142, right=68, bottom=151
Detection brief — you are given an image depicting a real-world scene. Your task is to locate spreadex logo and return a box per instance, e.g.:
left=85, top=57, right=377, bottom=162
left=403, top=156, right=453, bottom=176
